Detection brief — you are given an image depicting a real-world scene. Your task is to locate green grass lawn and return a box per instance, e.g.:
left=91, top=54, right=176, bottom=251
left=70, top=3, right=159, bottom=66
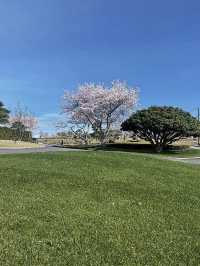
left=0, top=151, right=200, bottom=265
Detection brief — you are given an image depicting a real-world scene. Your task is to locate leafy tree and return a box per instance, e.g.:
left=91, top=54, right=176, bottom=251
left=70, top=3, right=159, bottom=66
left=9, top=103, right=37, bottom=141
left=9, top=103, right=38, bottom=132
left=0, top=101, right=9, bottom=124
left=11, top=121, right=27, bottom=141
left=11, top=121, right=26, bottom=131
left=121, top=106, right=200, bottom=152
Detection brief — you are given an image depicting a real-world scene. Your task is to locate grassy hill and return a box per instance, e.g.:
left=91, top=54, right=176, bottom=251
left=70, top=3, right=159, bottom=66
left=0, top=151, right=199, bottom=265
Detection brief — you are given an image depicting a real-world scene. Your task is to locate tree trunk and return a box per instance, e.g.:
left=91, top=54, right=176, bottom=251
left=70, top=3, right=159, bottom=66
left=155, top=143, right=163, bottom=153
left=99, top=132, right=106, bottom=145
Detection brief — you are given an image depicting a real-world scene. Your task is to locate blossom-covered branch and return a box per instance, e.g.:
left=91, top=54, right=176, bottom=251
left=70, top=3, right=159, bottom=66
left=63, top=81, right=138, bottom=144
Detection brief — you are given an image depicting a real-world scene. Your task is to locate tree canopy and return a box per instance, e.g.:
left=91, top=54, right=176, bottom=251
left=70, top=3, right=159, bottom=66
left=9, top=103, right=38, bottom=132
left=63, top=81, right=138, bottom=144
left=121, top=106, right=200, bottom=152
left=11, top=121, right=27, bottom=131
left=0, top=101, right=9, bottom=124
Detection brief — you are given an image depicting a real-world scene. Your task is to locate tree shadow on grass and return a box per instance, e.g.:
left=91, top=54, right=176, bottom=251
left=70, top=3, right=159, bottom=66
left=63, top=143, right=189, bottom=155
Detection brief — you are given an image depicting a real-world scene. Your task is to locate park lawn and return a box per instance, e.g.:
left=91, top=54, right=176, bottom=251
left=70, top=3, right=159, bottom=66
left=0, top=152, right=200, bottom=265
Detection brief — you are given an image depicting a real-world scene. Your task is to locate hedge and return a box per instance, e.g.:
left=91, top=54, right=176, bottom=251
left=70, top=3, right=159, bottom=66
left=0, top=127, right=32, bottom=141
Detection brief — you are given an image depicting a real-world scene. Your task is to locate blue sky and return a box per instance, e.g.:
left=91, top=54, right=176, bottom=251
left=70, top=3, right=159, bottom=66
left=1, top=0, right=200, bottom=134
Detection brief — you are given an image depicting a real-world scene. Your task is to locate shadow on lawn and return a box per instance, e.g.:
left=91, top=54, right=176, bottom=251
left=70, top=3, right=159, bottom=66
left=63, top=143, right=190, bottom=155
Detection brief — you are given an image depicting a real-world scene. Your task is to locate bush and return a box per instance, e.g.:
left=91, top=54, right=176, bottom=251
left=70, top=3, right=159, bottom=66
left=0, top=127, right=32, bottom=142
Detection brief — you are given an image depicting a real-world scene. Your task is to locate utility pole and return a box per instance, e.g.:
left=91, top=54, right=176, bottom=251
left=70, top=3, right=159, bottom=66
left=198, top=108, right=200, bottom=146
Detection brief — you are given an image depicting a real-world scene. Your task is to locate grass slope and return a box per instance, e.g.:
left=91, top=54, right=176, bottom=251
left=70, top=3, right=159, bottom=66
left=0, top=151, right=200, bottom=265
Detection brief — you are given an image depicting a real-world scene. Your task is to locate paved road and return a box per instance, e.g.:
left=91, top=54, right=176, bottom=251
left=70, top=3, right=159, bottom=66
left=1, top=146, right=200, bottom=165
left=171, top=157, right=200, bottom=165
left=0, top=146, right=81, bottom=154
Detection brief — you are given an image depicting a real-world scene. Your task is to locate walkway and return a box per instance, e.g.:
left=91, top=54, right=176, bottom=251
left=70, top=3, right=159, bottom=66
left=1, top=146, right=200, bottom=165
left=170, top=157, right=200, bottom=165
left=0, top=146, right=80, bottom=154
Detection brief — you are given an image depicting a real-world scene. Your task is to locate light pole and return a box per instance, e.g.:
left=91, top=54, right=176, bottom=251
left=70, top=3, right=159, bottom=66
left=198, top=108, right=200, bottom=146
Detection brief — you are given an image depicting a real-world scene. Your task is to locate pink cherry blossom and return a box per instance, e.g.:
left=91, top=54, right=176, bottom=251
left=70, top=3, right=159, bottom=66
left=63, top=80, right=138, bottom=143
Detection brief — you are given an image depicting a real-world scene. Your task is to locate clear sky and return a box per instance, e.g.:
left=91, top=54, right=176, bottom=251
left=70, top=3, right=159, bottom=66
left=1, top=0, right=200, bottom=133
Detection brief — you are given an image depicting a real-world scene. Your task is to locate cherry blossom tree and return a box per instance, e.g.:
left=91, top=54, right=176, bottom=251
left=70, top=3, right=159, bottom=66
left=62, top=81, right=138, bottom=144
left=56, top=118, right=90, bottom=145
left=9, top=103, right=38, bottom=141
left=70, top=123, right=91, bottom=145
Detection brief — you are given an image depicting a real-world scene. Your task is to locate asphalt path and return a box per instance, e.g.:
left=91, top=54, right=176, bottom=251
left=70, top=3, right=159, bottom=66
left=171, top=157, right=200, bottom=165
left=1, top=146, right=200, bottom=165
left=0, top=146, right=80, bottom=154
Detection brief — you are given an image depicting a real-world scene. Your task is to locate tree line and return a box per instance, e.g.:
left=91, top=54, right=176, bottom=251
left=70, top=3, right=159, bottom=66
left=61, top=81, right=200, bottom=152
left=1, top=80, right=200, bottom=151
left=0, top=102, right=37, bottom=142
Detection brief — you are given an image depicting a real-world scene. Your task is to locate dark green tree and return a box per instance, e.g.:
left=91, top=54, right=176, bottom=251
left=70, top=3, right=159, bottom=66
left=121, top=106, right=200, bottom=152
left=11, top=121, right=27, bottom=141
left=0, top=101, right=9, bottom=124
